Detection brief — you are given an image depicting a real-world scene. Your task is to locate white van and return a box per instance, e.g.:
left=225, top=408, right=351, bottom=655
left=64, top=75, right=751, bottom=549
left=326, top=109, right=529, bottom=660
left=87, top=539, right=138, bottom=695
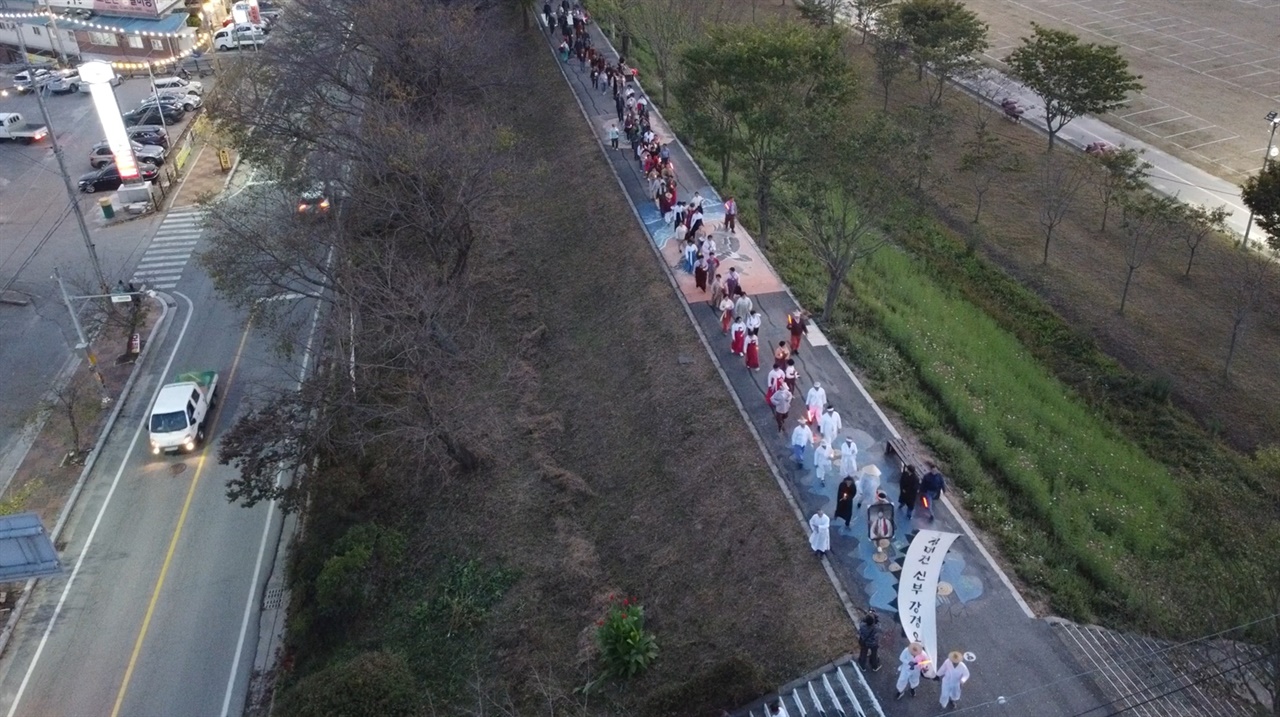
left=151, top=75, right=203, bottom=95
left=213, top=26, right=266, bottom=50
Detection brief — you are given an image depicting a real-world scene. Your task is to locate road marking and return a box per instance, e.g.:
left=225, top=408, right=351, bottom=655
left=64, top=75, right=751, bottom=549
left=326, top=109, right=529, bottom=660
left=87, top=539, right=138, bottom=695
left=134, top=259, right=189, bottom=270
left=220, top=291, right=324, bottom=717
left=5, top=293, right=195, bottom=717
left=131, top=209, right=205, bottom=288
left=110, top=307, right=255, bottom=717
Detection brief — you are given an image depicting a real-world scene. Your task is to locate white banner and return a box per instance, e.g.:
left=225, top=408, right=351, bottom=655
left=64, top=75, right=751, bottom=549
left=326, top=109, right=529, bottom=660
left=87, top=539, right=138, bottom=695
left=897, top=529, right=960, bottom=669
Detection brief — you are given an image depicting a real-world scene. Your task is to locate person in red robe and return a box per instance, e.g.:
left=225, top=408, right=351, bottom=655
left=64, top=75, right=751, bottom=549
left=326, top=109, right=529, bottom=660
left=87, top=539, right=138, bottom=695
left=719, top=296, right=734, bottom=334
left=730, top=317, right=746, bottom=356
left=765, top=366, right=785, bottom=406
left=745, top=330, right=761, bottom=370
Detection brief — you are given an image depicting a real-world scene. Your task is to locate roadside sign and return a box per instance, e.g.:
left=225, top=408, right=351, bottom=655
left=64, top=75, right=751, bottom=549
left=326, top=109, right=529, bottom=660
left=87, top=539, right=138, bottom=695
left=111, top=294, right=132, bottom=304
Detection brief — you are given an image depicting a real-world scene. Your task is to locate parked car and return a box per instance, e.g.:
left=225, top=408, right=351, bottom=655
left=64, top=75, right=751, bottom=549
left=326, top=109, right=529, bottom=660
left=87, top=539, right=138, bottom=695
left=48, top=71, right=82, bottom=94
left=122, top=104, right=185, bottom=126
left=78, top=162, right=159, bottom=193
left=127, top=125, right=170, bottom=148
left=137, top=95, right=186, bottom=111
left=73, top=67, right=122, bottom=93
left=90, top=140, right=166, bottom=168
left=13, top=68, right=55, bottom=93
left=151, top=76, right=203, bottom=95
left=147, top=90, right=202, bottom=111
left=213, top=26, right=267, bottom=50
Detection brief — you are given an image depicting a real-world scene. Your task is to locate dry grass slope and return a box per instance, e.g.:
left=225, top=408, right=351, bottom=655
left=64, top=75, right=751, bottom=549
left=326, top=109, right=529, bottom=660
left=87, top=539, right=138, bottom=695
left=363, top=16, right=857, bottom=716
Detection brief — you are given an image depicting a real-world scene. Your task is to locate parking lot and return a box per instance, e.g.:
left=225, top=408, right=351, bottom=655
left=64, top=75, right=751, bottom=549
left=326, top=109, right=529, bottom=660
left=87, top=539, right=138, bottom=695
left=970, top=0, right=1280, bottom=180
left=0, top=69, right=211, bottom=474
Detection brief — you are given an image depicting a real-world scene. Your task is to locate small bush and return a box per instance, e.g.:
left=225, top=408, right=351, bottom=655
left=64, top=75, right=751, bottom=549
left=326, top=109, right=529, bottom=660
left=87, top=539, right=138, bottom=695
left=275, top=650, right=418, bottom=717
left=313, top=523, right=405, bottom=619
left=595, top=594, right=658, bottom=679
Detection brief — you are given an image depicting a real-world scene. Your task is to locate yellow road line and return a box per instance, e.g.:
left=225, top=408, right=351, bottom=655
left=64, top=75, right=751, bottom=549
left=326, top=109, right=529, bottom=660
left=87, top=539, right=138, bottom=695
left=110, top=316, right=255, bottom=717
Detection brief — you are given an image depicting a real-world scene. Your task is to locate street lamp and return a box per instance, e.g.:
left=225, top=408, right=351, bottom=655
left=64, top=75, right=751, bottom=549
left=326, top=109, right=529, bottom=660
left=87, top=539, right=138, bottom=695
left=81, top=61, right=140, bottom=183
left=1241, top=110, right=1279, bottom=247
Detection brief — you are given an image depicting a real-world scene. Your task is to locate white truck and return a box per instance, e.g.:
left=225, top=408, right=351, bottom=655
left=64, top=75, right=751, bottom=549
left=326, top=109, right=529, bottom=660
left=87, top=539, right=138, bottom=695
left=148, top=371, right=219, bottom=455
left=0, top=113, right=50, bottom=143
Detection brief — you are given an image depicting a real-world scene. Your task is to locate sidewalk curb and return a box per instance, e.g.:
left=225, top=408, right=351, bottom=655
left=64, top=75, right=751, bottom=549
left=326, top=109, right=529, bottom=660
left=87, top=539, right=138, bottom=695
left=0, top=295, right=173, bottom=659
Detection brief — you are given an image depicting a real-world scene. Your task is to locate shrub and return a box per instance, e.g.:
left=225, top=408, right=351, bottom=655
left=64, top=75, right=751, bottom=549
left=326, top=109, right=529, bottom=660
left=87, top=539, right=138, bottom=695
left=313, top=523, right=405, bottom=619
left=596, top=594, right=659, bottom=679
left=275, top=650, right=418, bottom=717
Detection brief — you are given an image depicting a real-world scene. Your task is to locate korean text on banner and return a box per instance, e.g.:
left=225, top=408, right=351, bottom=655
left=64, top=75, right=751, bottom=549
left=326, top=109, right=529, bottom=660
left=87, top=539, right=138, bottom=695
left=897, top=530, right=961, bottom=665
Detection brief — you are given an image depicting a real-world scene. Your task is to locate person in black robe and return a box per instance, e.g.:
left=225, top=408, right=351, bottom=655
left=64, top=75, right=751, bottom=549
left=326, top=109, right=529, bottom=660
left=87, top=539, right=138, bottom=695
left=898, top=465, right=920, bottom=519
left=835, top=476, right=856, bottom=528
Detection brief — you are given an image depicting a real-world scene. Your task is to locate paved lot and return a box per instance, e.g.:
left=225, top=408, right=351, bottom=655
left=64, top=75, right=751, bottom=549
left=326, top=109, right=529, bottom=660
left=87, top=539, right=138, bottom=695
left=969, top=0, right=1280, bottom=179
left=0, top=73, right=206, bottom=489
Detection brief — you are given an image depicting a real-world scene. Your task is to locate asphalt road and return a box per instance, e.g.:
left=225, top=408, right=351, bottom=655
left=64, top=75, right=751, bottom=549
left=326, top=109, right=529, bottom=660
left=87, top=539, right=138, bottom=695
left=0, top=74, right=204, bottom=482
left=0, top=164, right=308, bottom=715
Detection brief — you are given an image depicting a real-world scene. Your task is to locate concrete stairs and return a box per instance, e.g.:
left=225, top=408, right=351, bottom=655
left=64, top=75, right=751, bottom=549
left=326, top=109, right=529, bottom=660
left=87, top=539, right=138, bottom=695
left=1050, top=618, right=1262, bottom=717
left=728, top=655, right=886, bottom=717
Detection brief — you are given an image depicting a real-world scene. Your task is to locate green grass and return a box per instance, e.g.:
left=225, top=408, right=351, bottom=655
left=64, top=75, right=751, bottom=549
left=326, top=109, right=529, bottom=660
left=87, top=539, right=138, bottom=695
left=594, top=0, right=1280, bottom=639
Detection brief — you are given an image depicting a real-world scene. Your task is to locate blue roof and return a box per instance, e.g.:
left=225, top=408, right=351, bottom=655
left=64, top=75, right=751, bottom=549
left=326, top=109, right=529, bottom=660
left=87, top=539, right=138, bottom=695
left=96, top=13, right=194, bottom=34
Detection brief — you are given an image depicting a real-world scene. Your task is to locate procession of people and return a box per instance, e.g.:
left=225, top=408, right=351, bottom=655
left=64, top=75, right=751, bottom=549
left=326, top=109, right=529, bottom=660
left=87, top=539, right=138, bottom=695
left=548, top=14, right=974, bottom=706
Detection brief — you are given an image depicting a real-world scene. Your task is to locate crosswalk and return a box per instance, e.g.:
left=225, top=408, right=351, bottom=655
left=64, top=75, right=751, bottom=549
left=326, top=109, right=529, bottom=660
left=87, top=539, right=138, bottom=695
left=131, top=207, right=204, bottom=290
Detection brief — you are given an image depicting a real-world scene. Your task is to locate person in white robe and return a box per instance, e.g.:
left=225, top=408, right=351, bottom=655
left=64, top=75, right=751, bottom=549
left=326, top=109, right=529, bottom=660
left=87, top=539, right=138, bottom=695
left=895, top=642, right=931, bottom=699
left=806, top=383, right=827, bottom=424
left=839, top=436, right=858, bottom=478
left=856, top=464, right=881, bottom=510
left=818, top=406, right=843, bottom=445
left=937, top=651, right=970, bottom=710
left=790, top=422, right=812, bottom=468
left=808, top=510, right=830, bottom=555
left=814, top=439, right=834, bottom=486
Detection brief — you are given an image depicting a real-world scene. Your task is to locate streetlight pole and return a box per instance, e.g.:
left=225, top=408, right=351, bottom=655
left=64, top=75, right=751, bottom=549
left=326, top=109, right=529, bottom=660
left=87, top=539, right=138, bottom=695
left=53, top=268, right=112, bottom=405
left=15, top=28, right=110, bottom=291
left=1241, top=110, right=1279, bottom=248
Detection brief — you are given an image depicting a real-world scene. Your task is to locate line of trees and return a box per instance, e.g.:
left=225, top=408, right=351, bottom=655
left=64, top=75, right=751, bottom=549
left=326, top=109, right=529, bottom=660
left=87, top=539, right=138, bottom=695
left=201, top=0, right=524, bottom=512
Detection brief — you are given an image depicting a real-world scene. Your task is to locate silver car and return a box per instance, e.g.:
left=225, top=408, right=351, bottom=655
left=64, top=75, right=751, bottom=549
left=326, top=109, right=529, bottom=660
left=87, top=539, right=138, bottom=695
left=148, top=90, right=203, bottom=111
left=89, top=141, right=167, bottom=168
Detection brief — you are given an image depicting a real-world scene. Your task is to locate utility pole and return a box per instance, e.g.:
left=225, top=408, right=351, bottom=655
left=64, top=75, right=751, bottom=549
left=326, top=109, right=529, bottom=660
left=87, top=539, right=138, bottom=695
left=1241, top=111, right=1279, bottom=248
left=16, top=27, right=110, bottom=292
left=39, top=6, right=70, bottom=68
left=54, top=268, right=112, bottom=405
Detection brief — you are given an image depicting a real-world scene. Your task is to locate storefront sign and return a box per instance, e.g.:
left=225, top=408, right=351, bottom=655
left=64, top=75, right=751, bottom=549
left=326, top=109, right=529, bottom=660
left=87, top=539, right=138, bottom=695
left=897, top=529, right=960, bottom=664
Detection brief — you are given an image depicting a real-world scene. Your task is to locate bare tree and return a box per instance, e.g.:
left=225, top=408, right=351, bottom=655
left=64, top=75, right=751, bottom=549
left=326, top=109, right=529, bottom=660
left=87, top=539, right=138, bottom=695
left=51, top=374, right=96, bottom=463
left=958, top=124, right=1020, bottom=224
left=1036, top=151, right=1090, bottom=264
left=1177, top=203, right=1231, bottom=278
left=901, top=104, right=953, bottom=193
left=1090, top=146, right=1148, bottom=233
left=851, top=0, right=894, bottom=42
left=787, top=118, right=901, bottom=320
left=871, top=17, right=913, bottom=112
left=620, top=0, right=711, bottom=107
left=202, top=0, right=522, bottom=511
left=1116, top=194, right=1179, bottom=314
left=1222, top=245, right=1275, bottom=378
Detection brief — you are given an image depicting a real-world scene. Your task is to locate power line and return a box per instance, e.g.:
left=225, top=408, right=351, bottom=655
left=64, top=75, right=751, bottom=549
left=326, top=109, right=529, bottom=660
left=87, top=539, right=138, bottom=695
left=946, top=613, right=1280, bottom=715
left=1068, top=646, right=1278, bottom=717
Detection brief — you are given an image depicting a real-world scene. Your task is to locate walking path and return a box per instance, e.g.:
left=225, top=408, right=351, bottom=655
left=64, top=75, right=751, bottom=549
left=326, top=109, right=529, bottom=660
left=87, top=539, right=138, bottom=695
left=538, top=17, right=1110, bottom=717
